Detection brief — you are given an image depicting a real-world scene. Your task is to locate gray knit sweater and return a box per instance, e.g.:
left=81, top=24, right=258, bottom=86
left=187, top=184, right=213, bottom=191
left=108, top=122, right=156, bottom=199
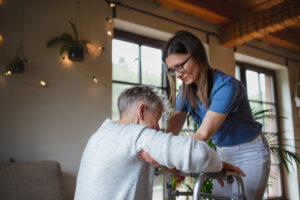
left=74, top=119, right=222, bottom=200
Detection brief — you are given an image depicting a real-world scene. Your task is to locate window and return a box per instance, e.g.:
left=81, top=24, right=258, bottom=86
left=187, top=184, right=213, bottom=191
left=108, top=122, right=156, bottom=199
left=111, top=29, right=167, bottom=199
left=112, top=29, right=167, bottom=121
left=236, top=62, right=282, bottom=199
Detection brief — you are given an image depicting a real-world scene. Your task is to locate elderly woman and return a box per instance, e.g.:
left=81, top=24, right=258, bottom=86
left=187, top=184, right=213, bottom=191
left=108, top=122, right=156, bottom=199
left=163, top=31, right=270, bottom=200
left=75, top=86, right=243, bottom=200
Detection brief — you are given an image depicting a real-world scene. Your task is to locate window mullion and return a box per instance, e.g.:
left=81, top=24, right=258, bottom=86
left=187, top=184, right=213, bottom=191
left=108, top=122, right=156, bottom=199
left=138, top=45, right=142, bottom=84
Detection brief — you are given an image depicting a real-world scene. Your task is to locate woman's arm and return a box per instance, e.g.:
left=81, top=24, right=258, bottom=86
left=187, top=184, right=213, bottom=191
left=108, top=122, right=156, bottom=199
left=193, top=110, right=228, bottom=141
left=166, top=111, right=188, bottom=135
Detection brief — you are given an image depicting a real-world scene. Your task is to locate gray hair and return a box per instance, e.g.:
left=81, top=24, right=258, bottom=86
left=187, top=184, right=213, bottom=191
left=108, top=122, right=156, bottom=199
left=118, top=86, right=170, bottom=117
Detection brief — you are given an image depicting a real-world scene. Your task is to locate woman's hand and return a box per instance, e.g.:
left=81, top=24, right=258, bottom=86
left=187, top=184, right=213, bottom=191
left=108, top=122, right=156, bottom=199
left=159, top=167, right=185, bottom=183
left=217, top=161, right=246, bottom=187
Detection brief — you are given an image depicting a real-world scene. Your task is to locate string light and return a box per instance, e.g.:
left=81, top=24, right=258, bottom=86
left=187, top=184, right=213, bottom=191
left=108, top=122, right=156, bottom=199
left=98, top=46, right=105, bottom=51
left=107, top=30, right=112, bottom=36
left=40, top=80, right=46, bottom=87
left=5, top=70, right=11, bottom=76
left=109, top=2, right=116, bottom=7
left=105, top=17, right=113, bottom=37
left=0, top=34, right=3, bottom=43
left=92, top=76, right=98, bottom=84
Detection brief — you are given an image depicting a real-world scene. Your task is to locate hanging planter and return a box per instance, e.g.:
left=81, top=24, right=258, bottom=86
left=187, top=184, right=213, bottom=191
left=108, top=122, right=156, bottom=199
left=6, top=46, right=27, bottom=74
left=68, top=42, right=84, bottom=61
left=46, top=21, right=90, bottom=62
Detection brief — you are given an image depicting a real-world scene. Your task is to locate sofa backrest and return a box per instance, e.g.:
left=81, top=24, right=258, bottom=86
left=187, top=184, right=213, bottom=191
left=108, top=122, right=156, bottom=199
left=0, top=160, right=64, bottom=200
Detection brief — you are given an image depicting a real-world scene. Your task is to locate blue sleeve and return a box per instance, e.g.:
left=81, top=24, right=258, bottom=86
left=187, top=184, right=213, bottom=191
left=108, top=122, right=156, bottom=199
left=175, top=90, right=188, bottom=112
left=209, top=80, right=244, bottom=114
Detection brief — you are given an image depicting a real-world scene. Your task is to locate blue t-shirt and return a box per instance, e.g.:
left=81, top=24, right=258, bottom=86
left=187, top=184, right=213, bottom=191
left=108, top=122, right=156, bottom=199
left=175, top=70, right=262, bottom=147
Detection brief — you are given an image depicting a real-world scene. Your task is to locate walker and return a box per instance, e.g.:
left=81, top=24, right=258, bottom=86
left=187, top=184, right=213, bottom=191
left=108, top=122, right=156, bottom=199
left=155, top=169, right=246, bottom=200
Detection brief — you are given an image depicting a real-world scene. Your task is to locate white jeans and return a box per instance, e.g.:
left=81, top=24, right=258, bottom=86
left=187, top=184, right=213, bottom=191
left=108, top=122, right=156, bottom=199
left=213, top=133, right=271, bottom=200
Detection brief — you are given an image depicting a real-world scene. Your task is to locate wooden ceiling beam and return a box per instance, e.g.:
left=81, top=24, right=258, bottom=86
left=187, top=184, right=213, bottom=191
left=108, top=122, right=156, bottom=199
left=152, top=0, right=241, bottom=25
left=220, top=0, right=300, bottom=47
left=263, top=34, right=300, bottom=53
left=250, top=0, right=284, bottom=12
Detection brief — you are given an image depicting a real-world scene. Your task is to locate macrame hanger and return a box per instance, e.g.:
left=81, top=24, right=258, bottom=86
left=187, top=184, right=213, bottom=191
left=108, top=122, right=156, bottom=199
left=16, top=0, right=26, bottom=60
left=74, top=0, right=82, bottom=40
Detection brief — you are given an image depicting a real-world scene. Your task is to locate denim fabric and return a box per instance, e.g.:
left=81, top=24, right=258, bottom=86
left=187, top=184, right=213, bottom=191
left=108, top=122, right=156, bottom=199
left=213, top=133, right=271, bottom=200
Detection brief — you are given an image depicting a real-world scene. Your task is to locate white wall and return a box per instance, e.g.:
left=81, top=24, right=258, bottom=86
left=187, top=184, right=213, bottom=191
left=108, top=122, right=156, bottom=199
left=1, top=0, right=300, bottom=199
left=0, top=0, right=112, bottom=199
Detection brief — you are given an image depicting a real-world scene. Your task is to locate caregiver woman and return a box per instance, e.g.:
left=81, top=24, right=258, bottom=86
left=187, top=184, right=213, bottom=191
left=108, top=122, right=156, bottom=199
left=164, top=31, right=270, bottom=200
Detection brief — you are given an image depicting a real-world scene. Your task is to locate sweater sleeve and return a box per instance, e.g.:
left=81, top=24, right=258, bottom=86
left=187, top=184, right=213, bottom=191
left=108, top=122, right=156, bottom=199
left=134, top=126, right=222, bottom=173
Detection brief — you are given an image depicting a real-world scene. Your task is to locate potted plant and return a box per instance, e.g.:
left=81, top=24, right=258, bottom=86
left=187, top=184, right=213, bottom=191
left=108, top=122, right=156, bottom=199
left=6, top=46, right=27, bottom=74
left=46, top=21, right=90, bottom=61
left=6, top=57, right=27, bottom=74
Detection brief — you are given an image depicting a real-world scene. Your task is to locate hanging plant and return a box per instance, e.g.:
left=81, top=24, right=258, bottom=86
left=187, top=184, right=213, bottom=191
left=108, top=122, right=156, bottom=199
left=46, top=21, right=90, bottom=61
left=6, top=46, right=27, bottom=74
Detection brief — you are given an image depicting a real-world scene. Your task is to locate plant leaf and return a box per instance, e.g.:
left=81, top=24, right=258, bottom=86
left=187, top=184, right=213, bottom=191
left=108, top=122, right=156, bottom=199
left=60, top=43, right=71, bottom=55
left=180, top=182, right=193, bottom=191
left=69, top=21, right=78, bottom=40
left=61, top=33, right=74, bottom=43
left=270, top=146, right=300, bottom=173
left=47, top=33, right=74, bottom=49
left=46, top=36, right=64, bottom=47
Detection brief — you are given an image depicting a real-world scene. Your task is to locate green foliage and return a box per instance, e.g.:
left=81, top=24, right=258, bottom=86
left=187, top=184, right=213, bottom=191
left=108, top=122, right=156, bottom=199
left=270, top=146, right=300, bottom=173
left=252, top=108, right=300, bottom=173
left=200, top=178, right=213, bottom=195
left=46, top=21, right=90, bottom=55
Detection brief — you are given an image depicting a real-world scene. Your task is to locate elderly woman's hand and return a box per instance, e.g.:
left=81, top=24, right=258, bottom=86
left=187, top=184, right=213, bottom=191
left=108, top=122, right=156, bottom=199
left=138, top=150, right=185, bottom=183
left=138, top=150, right=161, bottom=167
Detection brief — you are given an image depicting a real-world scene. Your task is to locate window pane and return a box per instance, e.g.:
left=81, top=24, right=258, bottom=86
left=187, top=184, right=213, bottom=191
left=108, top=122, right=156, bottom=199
left=246, top=70, right=260, bottom=101
left=260, top=73, right=275, bottom=103
left=112, top=39, right=139, bottom=83
left=250, top=101, right=278, bottom=133
left=235, top=66, right=241, bottom=81
left=112, top=83, right=133, bottom=121
left=141, top=45, right=162, bottom=86
left=264, top=165, right=282, bottom=198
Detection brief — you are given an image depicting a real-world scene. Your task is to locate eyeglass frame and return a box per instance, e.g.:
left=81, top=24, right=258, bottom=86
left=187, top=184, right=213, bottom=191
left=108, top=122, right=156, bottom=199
left=165, top=56, right=191, bottom=76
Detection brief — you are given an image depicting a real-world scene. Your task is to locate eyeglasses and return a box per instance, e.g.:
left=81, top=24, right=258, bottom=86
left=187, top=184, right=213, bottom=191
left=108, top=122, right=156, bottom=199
left=166, top=56, right=191, bottom=76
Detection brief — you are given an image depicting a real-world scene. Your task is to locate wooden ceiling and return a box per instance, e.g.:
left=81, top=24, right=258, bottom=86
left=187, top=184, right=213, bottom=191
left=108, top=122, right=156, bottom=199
left=149, top=0, right=300, bottom=54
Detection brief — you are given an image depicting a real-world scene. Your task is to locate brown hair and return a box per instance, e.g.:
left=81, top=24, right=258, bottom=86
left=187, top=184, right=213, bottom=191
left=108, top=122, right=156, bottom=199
left=162, top=31, right=213, bottom=110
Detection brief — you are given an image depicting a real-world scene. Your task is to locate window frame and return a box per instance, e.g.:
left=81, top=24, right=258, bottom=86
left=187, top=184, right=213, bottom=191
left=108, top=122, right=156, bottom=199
left=113, top=29, right=168, bottom=90
left=236, top=61, right=284, bottom=200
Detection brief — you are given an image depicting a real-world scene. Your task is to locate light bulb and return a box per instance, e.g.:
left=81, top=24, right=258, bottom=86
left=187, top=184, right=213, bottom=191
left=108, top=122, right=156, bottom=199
left=40, top=80, right=46, bottom=86
left=0, top=34, right=3, bottom=43
left=92, top=76, right=98, bottom=84
left=107, top=30, right=112, bottom=36
left=105, top=17, right=113, bottom=37
left=98, top=46, right=105, bottom=51
left=5, top=70, right=11, bottom=76
left=109, top=3, right=116, bottom=7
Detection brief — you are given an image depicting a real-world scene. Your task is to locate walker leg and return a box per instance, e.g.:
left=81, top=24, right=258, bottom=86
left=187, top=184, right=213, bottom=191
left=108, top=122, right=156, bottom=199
left=166, top=174, right=172, bottom=200
left=193, top=173, right=208, bottom=200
